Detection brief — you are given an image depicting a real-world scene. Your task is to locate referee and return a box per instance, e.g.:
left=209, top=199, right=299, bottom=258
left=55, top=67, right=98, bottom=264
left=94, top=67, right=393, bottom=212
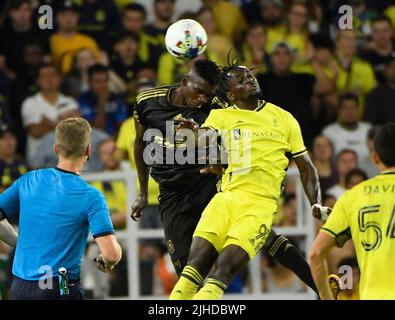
left=0, top=118, right=122, bottom=300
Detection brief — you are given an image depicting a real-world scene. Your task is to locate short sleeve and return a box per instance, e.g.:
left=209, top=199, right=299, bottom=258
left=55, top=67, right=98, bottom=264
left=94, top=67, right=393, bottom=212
left=288, top=114, right=307, bottom=158
left=321, top=191, right=350, bottom=245
left=87, top=190, right=115, bottom=238
left=202, top=110, right=224, bottom=130
left=133, top=99, right=146, bottom=126
left=0, top=179, right=20, bottom=218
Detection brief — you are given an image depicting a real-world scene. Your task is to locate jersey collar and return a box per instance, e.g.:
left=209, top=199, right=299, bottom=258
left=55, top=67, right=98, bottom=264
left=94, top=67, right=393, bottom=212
left=54, top=167, right=79, bottom=176
left=232, top=100, right=267, bottom=111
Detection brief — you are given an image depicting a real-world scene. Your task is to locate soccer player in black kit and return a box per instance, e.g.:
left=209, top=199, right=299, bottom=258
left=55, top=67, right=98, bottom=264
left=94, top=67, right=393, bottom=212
left=131, top=59, right=324, bottom=294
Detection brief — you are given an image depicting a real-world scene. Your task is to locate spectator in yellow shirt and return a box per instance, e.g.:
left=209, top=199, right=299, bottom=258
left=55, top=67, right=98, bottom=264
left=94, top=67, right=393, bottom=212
left=202, top=0, right=247, bottom=45
left=334, top=30, right=376, bottom=113
left=50, top=2, right=100, bottom=74
left=239, top=23, right=269, bottom=75
left=260, top=0, right=286, bottom=52
left=91, top=138, right=128, bottom=229
left=196, top=7, right=233, bottom=67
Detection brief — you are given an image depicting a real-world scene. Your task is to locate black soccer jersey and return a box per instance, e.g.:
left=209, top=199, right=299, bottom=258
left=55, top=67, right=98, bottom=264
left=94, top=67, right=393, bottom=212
left=134, top=86, right=217, bottom=194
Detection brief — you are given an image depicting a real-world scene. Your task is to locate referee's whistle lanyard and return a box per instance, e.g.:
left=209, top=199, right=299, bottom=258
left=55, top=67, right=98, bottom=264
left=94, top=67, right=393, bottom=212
left=58, top=268, right=71, bottom=296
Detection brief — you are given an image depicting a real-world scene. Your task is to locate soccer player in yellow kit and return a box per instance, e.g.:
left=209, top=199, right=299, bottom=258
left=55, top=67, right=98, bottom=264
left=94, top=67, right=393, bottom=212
left=169, top=65, right=330, bottom=300
left=310, top=123, right=395, bottom=300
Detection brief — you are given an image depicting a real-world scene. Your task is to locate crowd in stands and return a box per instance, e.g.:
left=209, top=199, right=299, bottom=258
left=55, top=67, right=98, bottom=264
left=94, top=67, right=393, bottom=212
left=1, top=0, right=395, bottom=299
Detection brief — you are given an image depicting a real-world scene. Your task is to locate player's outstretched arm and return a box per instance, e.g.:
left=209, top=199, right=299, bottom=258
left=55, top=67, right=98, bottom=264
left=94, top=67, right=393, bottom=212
left=295, top=154, right=331, bottom=220
left=0, top=213, right=18, bottom=247
left=131, top=118, right=149, bottom=221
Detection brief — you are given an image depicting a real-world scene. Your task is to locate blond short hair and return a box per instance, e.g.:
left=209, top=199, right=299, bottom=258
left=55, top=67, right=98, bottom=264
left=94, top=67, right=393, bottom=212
left=55, top=117, right=91, bottom=159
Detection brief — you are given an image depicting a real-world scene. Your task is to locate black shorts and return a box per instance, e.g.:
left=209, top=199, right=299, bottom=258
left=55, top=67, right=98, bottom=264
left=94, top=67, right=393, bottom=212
left=159, top=179, right=218, bottom=272
left=11, top=276, right=84, bottom=300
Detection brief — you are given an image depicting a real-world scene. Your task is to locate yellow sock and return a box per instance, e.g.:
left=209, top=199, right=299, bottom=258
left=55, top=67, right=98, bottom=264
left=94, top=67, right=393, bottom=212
left=192, top=278, right=227, bottom=300
left=169, top=265, right=204, bottom=300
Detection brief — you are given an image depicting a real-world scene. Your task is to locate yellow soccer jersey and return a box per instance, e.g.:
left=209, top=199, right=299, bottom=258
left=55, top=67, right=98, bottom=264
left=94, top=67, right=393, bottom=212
left=322, top=171, right=395, bottom=300
left=202, top=100, right=307, bottom=200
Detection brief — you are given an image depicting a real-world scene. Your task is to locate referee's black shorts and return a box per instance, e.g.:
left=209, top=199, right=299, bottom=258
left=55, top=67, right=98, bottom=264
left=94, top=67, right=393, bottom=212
left=159, top=180, right=218, bottom=275
left=11, top=276, right=84, bottom=300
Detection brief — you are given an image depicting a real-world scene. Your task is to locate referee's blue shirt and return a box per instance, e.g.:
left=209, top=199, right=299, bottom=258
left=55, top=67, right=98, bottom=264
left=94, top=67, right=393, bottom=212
left=0, top=167, right=115, bottom=281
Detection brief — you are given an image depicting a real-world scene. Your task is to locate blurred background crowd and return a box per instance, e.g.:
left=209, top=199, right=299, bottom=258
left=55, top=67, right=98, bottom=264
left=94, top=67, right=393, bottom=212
left=1, top=0, right=395, bottom=299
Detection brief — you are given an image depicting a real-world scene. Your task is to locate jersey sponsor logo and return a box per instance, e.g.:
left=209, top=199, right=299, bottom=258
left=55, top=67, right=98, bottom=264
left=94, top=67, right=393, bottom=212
left=250, top=223, right=271, bottom=254
left=232, top=129, right=241, bottom=140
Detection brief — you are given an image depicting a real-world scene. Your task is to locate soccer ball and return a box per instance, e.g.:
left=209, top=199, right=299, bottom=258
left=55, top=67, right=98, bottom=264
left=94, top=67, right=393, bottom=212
left=165, top=19, right=208, bottom=60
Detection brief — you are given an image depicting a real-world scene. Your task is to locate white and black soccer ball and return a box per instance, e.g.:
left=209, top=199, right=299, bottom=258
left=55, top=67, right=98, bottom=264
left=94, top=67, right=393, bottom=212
left=165, top=19, right=208, bottom=60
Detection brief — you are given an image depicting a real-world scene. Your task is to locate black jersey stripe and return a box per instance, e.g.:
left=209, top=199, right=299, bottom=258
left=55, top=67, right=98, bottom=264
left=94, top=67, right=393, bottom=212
left=254, top=100, right=267, bottom=112
left=321, top=227, right=337, bottom=237
left=292, top=149, right=307, bottom=158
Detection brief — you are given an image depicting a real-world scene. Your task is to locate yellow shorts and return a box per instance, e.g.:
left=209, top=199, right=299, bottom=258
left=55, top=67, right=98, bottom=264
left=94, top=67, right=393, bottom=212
left=193, top=190, right=277, bottom=260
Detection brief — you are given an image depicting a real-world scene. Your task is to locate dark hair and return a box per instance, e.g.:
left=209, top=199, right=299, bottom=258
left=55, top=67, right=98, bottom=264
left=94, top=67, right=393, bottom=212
left=283, top=193, right=296, bottom=206
left=367, top=126, right=379, bottom=141
left=123, top=3, right=146, bottom=18
left=337, top=256, right=359, bottom=271
left=322, top=193, right=336, bottom=204
left=155, top=0, right=176, bottom=4
left=373, top=123, right=395, bottom=167
left=309, top=33, right=334, bottom=51
left=213, top=55, right=242, bottom=106
left=371, top=15, right=392, bottom=27
left=88, top=64, right=109, bottom=81
left=338, top=92, right=359, bottom=108
left=336, top=148, right=358, bottom=163
left=113, top=31, right=140, bottom=45
left=178, top=11, right=196, bottom=20
left=345, top=168, right=368, bottom=187
left=193, top=59, right=221, bottom=87
left=9, top=0, right=30, bottom=10
left=36, top=63, right=60, bottom=78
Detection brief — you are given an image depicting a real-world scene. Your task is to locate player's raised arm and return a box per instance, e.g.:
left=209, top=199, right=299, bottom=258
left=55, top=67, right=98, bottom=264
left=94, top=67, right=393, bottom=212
left=131, top=117, right=149, bottom=221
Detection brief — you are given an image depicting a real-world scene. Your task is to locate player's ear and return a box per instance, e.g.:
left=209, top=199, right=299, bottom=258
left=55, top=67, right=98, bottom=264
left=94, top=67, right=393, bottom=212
left=371, top=149, right=381, bottom=166
left=226, top=91, right=235, bottom=102
left=54, top=144, right=59, bottom=155
left=86, top=144, right=92, bottom=158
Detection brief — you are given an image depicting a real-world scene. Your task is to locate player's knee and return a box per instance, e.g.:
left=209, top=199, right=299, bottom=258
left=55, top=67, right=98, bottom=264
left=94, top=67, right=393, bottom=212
left=211, top=246, right=249, bottom=285
left=210, top=261, right=239, bottom=285
left=187, top=237, right=218, bottom=277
